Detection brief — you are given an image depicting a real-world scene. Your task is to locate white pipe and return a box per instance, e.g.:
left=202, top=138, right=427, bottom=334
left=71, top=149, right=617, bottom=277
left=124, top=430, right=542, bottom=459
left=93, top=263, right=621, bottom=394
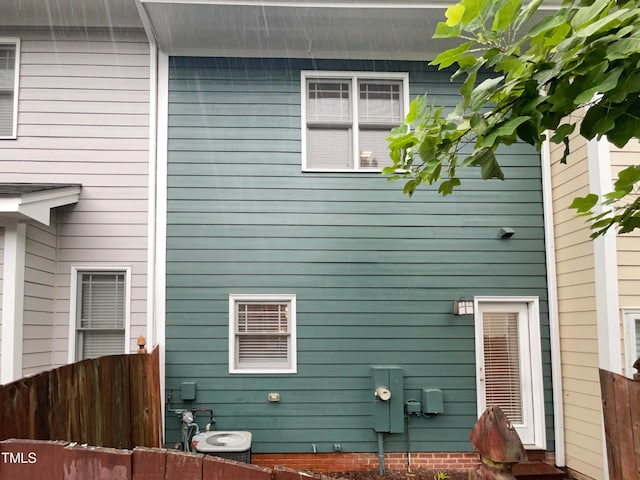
left=541, top=135, right=565, bottom=466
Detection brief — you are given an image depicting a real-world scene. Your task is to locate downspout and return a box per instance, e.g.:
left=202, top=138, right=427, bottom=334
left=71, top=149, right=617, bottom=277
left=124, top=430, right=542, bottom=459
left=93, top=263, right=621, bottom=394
left=135, top=0, right=166, bottom=446
left=540, top=136, right=565, bottom=467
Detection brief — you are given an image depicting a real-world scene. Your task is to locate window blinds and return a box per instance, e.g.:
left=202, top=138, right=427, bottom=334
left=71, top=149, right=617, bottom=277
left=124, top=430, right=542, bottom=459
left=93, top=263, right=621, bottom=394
left=78, top=272, right=126, bottom=360
left=482, top=311, right=524, bottom=424
left=236, top=303, right=290, bottom=367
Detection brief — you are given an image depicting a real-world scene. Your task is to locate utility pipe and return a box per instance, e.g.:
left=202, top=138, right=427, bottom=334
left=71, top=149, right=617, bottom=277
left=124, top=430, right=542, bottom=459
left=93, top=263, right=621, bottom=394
left=377, top=432, right=385, bottom=475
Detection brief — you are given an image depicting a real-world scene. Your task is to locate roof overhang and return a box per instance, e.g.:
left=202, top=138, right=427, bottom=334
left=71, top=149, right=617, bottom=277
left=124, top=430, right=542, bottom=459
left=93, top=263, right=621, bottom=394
left=0, top=184, right=81, bottom=226
left=136, top=0, right=459, bottom=60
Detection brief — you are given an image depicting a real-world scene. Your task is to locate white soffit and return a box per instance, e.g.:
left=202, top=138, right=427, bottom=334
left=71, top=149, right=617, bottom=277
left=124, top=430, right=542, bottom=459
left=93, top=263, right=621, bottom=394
left=137, top=0, right=457, bottom=60
left=0, top=184, right=81, bottom=226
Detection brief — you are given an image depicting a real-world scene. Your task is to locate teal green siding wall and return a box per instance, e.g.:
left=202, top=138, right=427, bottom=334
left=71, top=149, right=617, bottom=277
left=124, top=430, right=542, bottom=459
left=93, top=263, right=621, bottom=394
left=166, top=57, right=553, bottom=454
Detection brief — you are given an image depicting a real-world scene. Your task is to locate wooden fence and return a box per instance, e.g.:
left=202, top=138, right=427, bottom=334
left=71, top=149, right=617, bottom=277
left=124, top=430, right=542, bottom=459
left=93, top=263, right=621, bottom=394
left=0, top=439, right=342, bottom=480
left=0, top=347, right=161, bottom=449
left=599, top=364, right=640, bottom=479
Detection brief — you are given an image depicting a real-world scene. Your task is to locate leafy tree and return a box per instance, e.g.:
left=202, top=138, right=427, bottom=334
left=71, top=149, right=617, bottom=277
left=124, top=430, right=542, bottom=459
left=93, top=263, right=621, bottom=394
left=384, top=0, right=640, bottom=237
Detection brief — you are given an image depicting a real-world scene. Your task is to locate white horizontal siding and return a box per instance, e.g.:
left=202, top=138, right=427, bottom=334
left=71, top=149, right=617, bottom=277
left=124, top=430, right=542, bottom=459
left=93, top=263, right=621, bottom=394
left=0, top=28, right=150, bottom=369
left=22, top=221, right=56, bottom=376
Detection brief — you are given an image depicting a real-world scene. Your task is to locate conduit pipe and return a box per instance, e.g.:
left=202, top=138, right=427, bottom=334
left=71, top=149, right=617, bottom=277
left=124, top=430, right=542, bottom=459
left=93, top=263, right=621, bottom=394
left=377, top=432, right=385, bottom=475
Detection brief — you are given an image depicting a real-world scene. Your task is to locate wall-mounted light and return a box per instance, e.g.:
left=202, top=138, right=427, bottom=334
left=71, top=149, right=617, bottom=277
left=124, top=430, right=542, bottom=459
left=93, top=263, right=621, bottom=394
left=453, top=298, right=474, bottom=315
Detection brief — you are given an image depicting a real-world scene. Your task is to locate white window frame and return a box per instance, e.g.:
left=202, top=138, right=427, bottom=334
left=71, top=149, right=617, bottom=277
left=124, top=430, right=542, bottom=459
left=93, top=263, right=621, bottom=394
left=623, top=309, right=640, bottom=378
left=229, top=294, right=297, bottom=374
left=474, top=296, right=546, bottom=449
left=68, top=265, right=132, bottom=362
left=301, top=71, right=409, bottom=172
left=0, top=38, right=20, bottom=140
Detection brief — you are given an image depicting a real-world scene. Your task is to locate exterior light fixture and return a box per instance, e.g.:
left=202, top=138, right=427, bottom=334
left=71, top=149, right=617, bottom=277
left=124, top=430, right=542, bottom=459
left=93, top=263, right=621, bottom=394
left=453, top=298, right=474, bottom=315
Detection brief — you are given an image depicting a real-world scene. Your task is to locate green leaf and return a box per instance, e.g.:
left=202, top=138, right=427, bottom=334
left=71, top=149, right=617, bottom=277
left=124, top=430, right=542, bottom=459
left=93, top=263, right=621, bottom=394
left=470, top=76, right=504, bottom=110
left=460, top=0, right=484, bottom=25
left=512, top=0, right=544, bottom=31
left=433, top=21, right=462, bottom=38
left=607, top=98, right=640, bottom=147
left=478, top=117, right=530, bottom=148
left=569, top=193, right=599, bottom=213
left=461, top=71, right=477, bottom=109
left=570, top=0, right=609, bottom=30
left=574, top=66, right=623, bottom=104
left=575, top=9, right=628, bottom=38
left=444, top=4, right=466, bottom=27
left=430, top=42, right=474, bottom=69
left=438, top=177, right=462, bottom=195
left=493, top=0, right=522, bottom=31
left=550, top=123, right=576, bottom=144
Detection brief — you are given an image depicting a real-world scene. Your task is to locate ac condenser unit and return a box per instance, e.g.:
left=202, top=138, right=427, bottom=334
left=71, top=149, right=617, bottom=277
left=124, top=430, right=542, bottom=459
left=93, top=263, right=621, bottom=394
left=191, top=431, right=252, bottom=463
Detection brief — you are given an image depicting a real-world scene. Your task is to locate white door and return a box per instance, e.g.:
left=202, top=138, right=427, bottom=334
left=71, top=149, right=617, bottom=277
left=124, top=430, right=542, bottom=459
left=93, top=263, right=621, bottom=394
left=475, top=298, right=546, bottom=449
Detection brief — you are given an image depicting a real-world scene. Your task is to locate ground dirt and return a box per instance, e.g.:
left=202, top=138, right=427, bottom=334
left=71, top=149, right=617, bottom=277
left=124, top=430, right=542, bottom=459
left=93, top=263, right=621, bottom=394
left=327, top=468, right=469, bottom=480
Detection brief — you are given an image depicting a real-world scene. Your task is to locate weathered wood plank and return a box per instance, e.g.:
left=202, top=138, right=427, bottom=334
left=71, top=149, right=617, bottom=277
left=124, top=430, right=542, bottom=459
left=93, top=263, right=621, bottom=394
left=599, top=368, right=640, bottom=479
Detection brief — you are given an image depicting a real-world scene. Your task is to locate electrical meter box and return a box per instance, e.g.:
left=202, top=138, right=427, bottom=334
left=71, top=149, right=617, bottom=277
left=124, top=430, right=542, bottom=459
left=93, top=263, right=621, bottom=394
left=421, top=388, right=444, bottom=415
left=371, top=367, right=404, bottom=433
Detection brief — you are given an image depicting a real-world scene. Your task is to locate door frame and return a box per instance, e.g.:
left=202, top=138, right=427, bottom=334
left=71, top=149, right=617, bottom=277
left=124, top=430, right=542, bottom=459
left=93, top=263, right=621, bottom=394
left=474, top=296, right=546, bottom=450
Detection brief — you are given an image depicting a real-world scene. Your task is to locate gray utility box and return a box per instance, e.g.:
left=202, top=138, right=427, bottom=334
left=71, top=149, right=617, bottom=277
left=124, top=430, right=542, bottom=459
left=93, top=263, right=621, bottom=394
left=421, top=388, right=444, bottom=415
left=371, top=367, right=404, bottom=433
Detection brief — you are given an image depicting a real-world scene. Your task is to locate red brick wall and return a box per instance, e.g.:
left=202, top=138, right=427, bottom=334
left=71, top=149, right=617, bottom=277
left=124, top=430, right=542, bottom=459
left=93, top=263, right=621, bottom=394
left=252, top=451, right=480, bottom=473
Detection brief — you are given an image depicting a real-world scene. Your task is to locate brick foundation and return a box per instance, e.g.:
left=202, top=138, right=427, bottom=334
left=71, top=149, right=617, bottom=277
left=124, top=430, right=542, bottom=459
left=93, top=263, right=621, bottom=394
left=252, top=451, right=480, bottom=473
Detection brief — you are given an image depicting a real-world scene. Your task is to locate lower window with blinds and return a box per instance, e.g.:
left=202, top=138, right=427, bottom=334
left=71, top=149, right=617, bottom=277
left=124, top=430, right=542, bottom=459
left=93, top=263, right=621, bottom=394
left=229, top=294, right=297, bottom=374
left=75, top=270, right=127, bottom=360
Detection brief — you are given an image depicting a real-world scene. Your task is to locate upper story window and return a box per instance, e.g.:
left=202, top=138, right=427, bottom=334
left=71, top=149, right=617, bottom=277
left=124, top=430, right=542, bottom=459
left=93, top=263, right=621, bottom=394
left=0, top=39, right=20, bottom=139
left=301, top=71, right=409, bottom=171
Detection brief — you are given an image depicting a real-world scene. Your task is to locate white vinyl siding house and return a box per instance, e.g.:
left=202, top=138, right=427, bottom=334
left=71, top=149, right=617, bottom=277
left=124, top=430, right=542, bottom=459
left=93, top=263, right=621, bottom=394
left=0, top=26, right=151, bottom=381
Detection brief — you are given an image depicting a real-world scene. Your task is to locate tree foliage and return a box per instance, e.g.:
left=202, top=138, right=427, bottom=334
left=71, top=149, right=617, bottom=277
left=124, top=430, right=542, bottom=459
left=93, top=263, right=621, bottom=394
left=384, top=0, right=640, bottom=237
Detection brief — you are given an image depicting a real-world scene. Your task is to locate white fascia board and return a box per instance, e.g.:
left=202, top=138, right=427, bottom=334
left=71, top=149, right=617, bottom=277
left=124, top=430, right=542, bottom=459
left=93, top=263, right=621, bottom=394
left=587, top=137, right=621, bottom=374
left=0, top=186, right=80, bottom=226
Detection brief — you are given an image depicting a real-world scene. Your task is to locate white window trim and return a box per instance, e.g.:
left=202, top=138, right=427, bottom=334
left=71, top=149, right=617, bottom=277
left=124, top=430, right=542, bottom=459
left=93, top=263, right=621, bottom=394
left=301, top=70, right=409, bottom=172
left=474, top=296, right=546, bottom=450
left=0, top=37, right=20, bottom=140
left=623, top=309, right=640, bottom=378
left=68, top=265, right=132, bottom=363
left=229, top=293, right=297, bottom=374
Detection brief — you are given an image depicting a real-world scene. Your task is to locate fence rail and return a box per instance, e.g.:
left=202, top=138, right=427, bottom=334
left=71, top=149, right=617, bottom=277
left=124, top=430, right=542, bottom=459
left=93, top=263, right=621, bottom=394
left=599, top=365, right=640, bottom=479
left=0, top=347, right=161, bottom=449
